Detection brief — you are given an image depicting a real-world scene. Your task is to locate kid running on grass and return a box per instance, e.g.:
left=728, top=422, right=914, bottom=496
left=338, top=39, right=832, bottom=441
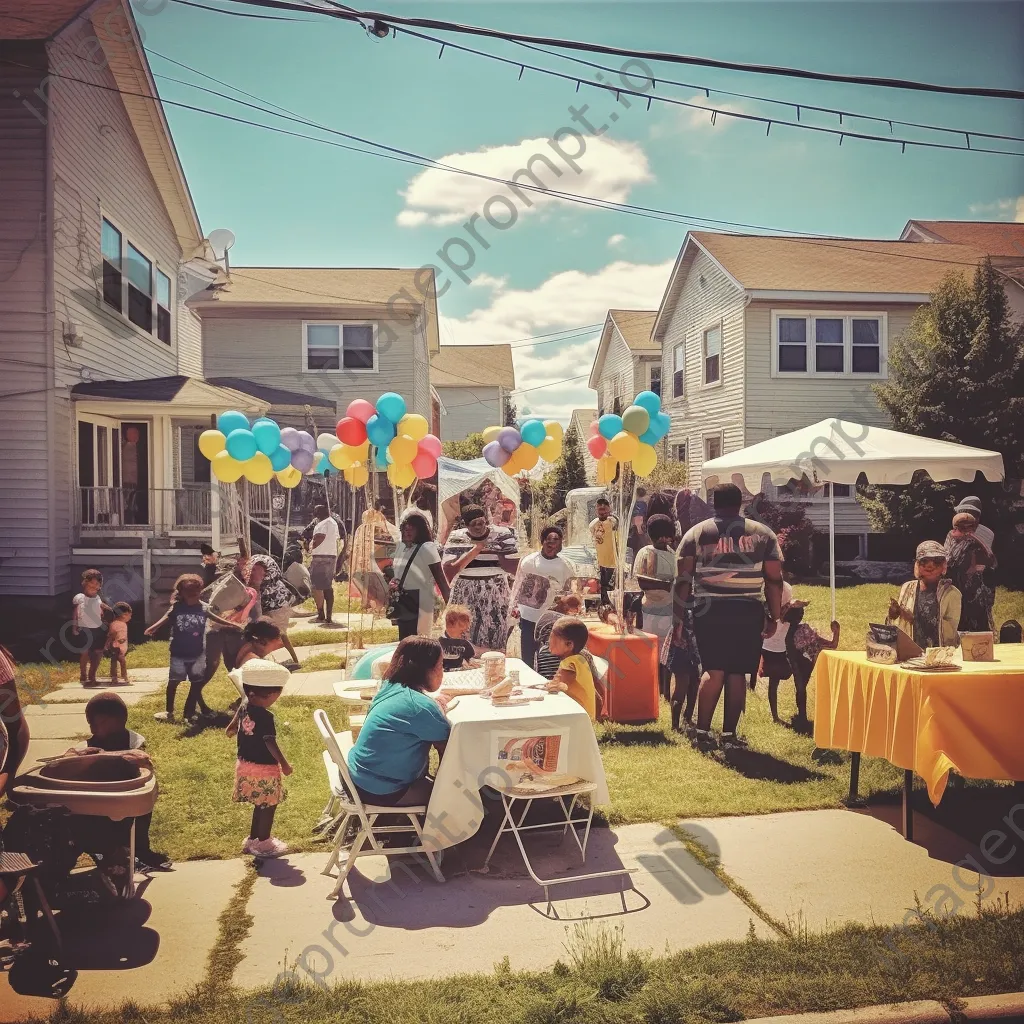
left=73, top=569, right=110, bottom=685
left=106, top=602, right=132, bottom=685
left=227, top=659, right=293, bottom=858
left=783, top=607, right=840, bottom=731
left=145, top=574, right=243, bottom=723
left=662, top=611, right=702, bottom=734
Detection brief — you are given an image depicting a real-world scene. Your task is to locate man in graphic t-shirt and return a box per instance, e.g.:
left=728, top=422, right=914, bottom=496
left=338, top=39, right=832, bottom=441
left=513, top=525, right=573, bottom=669
left=589, top=497, right=619, bottom=605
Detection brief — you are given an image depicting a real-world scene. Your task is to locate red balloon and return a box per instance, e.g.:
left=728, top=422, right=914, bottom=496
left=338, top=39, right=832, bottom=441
left=419, top=434, right=442, bottom=458
left=412, top=450, right=438, bottom=479
left=587, top=434, right=607, bottom=459
left=346, top=399, right=376, bottom=424
left=336, top=416, right=367, bottom=446
left=588, top=421, right=601, bottom=437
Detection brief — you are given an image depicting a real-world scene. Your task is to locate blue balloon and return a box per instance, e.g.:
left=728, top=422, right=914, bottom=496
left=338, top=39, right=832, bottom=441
left=520, top=419, right=546, bottom=447
left=269, top=444, right=292, bottom=472
left=217, top=410, right=249, bottom=435
left=251, top=417, right=282, bottom=456
left=225, top=428, right=257, bottom=461
left=648, top=411, right=671, bottom=441
left=598, top=414, right=623, bottom=441
left=376, top=392, right=407, bottom=424
left=634, top=390, right=661, bottom=417
left=317, top=449, right=333, bottom=475
left=366, top=414, right=396, bottom=448
left=375, top=448, right=389, bottom=470
left=639, top=426, right=661, bottom=446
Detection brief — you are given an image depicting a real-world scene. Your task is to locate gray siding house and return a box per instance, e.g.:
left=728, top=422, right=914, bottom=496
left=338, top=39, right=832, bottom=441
left=652, top=231, right=988, bottom=554
left=430, top=345, right=515, bottom=441
left=588, top=310, right=660, bottom=417
left=568, top=408, right=598, bottom=484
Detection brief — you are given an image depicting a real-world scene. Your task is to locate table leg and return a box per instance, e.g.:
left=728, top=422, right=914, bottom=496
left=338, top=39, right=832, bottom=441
left=842, top=752, right=865, bottom=807
left=903, top=770, right=914, bottom=842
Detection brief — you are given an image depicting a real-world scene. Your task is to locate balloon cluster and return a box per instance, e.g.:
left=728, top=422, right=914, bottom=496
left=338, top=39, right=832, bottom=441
left=587, top=390, right=669, bottom=484
left=328, top=393, right=442, bottom=490
left=200, top=411, right=313, bottom=489
left=481, top=418, right=563, bottom=477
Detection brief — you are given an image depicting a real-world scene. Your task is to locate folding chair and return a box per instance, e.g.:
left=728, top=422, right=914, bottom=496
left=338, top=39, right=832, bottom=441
left=313, top=749, right=350, bottom=838
left=482, top=781, right=631, bottom=903
left=313, top=709, right=444, bottom=899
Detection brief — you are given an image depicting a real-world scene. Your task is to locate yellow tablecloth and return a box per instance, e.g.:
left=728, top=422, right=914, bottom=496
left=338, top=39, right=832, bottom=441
left=814, top=644, right=1024, bottom=805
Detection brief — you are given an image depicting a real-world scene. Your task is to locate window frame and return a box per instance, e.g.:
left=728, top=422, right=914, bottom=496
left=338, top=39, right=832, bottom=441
left=770, top=310, right=887, bottom=379
left=703, top=430, right=724, bottom=464
left=98, top=214, right=174, bottom=348
left=702, top=322, right=723, bottom=387
left=649, top=362, right=661, bottom=397
left=674, top=443, right=687, bottom=464
left=301, top=320, right=380, bottom=374
left=672, top=343, right=685, bottom=398
left=777, top=480, right=856, bottom=504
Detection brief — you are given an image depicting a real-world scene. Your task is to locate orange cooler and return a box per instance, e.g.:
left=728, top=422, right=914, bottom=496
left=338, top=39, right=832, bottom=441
left=586, top=624, right=660, bottom=723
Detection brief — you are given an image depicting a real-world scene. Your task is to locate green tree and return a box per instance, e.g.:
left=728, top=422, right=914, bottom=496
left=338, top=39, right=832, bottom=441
left=547, top=427, right=588, bottom=515
left=503, top=394, right=518, bottom=426
left=441, top=432, right=485, bottom=461
left=860, top=259, right=1024, bottom=571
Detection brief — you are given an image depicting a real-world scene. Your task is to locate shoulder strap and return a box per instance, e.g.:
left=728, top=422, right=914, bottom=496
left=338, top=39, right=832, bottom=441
left=398, top=544, right=424, bottom=589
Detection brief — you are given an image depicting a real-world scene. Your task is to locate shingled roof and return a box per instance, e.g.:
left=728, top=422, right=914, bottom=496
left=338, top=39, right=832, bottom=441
left=430, top=345, right=515, bottom=389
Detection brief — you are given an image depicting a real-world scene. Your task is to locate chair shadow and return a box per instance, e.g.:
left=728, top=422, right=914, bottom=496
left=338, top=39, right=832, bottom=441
left=720, top=748, right=828, bottom=784
left=256, top=858, right=308, bottom=887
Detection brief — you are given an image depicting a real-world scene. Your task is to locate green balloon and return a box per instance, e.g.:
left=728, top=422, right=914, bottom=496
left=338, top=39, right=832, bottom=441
left=621, top=404, right=650, bottom=436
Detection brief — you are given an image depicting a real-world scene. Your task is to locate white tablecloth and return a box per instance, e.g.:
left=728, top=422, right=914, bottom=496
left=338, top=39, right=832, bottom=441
left=421, top=659, right=610, bottom=851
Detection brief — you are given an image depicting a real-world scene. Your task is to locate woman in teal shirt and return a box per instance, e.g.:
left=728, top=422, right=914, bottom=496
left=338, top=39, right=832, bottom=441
left=347, top=637, right=451, bottom=806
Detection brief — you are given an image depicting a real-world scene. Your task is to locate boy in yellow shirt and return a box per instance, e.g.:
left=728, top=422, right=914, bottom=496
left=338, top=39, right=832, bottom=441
left=546, top=617, right=604, bottom=722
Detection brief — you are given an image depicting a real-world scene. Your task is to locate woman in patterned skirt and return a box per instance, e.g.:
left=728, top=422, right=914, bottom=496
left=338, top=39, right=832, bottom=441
left=442, top=504, right=519, bottom=651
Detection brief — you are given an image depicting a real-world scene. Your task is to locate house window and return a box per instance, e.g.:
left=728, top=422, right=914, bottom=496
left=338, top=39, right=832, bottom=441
left=304, top=322, right=378, bottom=371
left=703, top=325, right=721, bottom=384
left=773, top=312, right=886, bottom=377
left=100, top=217, right=172, bottom=344
left=649, top=364, right=661, bottom=397
left=704, top=434, right=722, bottom=461
left=672, top=344, right=685, bottom=398
left=675, top=443, right=687, bottom=463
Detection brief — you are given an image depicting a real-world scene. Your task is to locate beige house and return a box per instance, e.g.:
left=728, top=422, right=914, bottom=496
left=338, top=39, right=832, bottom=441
left=429, top=344, right=515, bottom=441
left=568, top=408, right=598, bottom=483
left=588, top=310, right=661, bottom=416
left=652, top=231, right=987, bottom=554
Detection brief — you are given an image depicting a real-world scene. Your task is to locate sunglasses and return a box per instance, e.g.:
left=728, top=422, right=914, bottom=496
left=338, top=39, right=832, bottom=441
left=917, top=557, right=946, bottom=568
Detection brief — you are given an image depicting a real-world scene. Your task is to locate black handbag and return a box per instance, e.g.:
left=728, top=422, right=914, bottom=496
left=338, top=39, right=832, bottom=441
left=386, top=544, right=423, bottom=623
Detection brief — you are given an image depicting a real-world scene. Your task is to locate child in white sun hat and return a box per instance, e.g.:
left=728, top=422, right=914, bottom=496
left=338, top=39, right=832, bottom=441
left=226, top=658, right=293, bottom=858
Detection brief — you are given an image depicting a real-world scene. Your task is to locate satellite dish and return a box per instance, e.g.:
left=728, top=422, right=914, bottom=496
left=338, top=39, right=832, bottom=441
left=208, top=228, right=236, bottom=259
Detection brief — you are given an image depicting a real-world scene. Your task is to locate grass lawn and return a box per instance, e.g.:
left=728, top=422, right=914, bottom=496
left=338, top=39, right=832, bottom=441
left=26, top=902, right=1024, bottom=1024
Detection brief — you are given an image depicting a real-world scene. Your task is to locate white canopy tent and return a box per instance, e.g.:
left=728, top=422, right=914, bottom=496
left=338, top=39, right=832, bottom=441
left=702, top=419, right=1005, bottom=619
left=437, top=456, right=520, bottom=543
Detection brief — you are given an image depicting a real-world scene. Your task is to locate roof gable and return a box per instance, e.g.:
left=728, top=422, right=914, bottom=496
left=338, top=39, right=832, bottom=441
left=589, top=309, right=656, bottom=388
left=901, top=220, right=1024, bottom=259
left=430, top=345, right=514, bottom=389
left=0, top=0, right=93, bottom=39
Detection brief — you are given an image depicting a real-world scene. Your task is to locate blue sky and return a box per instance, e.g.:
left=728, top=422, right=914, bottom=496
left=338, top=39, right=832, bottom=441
left=140, top=0, right=1024, bottom=420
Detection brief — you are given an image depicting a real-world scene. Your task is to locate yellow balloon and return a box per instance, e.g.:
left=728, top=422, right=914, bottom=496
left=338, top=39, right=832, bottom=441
left=607, top=430, right=640, bottom=462
left=243, top=452, right=273, bottom=485
left=398, top=413, right=429, bottom=442
left=352, top=438, right=370, bottom=458
left=481, top=425, right=502, bottom=446
left=329, top=444, right=355, bottom=470
left=518, top=444, right=539, bottom=471
left=545, top=421, right=564, bottom=442
left=276, top=466, right=302, bottom=488
left=388, top=462, right=416, bottom=488
left=537, top=435, right=561, bottom=462
left=346, top=464, right=369, bottom=488
left=633, top=442, right=658, bottom=477
left=211, top=450, right=244, bottom=483
left=596, top=455, right=618, bottom=485
left=198, top=429, right=226, bottom=460
left=388, top=434, right=418, bottom=464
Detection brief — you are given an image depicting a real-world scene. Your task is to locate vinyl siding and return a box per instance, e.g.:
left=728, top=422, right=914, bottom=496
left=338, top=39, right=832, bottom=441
left=435, top=385, right=500, bottom=441
left=744, top=299, right=919, bottom=535
left=200, top=312, right=431, bottom=421
left=0, top=44, right=52, bottom=596
left=659, top=250, right=747, bottom=488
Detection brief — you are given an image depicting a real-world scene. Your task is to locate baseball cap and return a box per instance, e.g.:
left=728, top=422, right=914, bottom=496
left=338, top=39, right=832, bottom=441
left=915, top=540, right=947, bottom=561
left=239, top=658, right=290, bottom=689
left=954, top=496, right=981, bottom=515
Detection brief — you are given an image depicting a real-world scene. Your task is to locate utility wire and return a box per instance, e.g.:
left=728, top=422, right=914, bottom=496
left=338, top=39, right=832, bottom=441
left=172, top=0, right=1024, bottom=100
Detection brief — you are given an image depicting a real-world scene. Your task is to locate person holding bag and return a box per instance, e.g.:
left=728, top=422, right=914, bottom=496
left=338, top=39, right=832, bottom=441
left=389, top=509, right=449, bottom=639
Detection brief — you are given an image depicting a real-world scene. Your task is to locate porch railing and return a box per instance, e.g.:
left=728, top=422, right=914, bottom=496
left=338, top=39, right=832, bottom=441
left=77, top=486, right=243, bottom=538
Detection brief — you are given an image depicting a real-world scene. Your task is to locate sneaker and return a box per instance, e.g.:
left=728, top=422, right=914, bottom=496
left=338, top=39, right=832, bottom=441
left=252, top=837, right=289, bottom=858
left=153, top=711, right=175, bottom=723
left=241, top=838, right=260, bottom=856
left=721, top=732, right=748, bottom=750
left=692, top=729, right=717, bottom=753
left=136, top=850, right=174, bottom=872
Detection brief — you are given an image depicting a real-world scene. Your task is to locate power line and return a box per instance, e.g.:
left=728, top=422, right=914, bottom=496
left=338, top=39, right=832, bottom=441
left=172, top=0, right=1024, bottom=100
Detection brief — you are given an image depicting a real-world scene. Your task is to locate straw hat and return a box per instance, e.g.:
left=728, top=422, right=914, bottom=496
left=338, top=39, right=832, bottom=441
left=238, top=658, right=290, bottom=689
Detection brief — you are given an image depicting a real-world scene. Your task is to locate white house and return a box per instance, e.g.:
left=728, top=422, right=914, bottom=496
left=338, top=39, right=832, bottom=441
left=588, top=310, right=661, bottom=416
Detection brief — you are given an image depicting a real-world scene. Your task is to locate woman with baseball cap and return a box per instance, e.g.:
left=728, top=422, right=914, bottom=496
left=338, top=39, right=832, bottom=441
left=888, top=541, right=962, bottom=648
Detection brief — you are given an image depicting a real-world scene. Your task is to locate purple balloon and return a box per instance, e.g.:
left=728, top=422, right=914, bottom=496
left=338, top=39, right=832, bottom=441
left=498, top=426, right=522, bottom=453
left=482, top=441, right=509, bottom=468
left=296, top=430, right=316, bottom=453
left=280, top=427, right=301, bottom=452
left=291, top=448, right=315, bottom=473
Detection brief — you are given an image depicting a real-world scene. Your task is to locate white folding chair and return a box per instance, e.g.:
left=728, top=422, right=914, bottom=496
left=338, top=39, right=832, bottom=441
left=313, top=709, right=444, bottom=899
left=483, top=781, right=630, bottom=903
left=313, top=749, right=350, bottom=837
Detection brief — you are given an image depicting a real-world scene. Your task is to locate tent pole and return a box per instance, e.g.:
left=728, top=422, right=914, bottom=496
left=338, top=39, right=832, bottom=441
left=829, top=484, right=836, bottom=623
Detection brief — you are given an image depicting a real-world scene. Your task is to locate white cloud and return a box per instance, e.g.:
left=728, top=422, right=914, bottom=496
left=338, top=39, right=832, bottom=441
left=398, top=136, right=652, bottom=227
left=469, top=273, right=508, bottom=291
left=607, top=233, right=626, bottom=247
left=650, top=94, right=751, bottom=139
left=967, top=196, right=1024, bottom=222
left=440, top=257, right=672, bottom=423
